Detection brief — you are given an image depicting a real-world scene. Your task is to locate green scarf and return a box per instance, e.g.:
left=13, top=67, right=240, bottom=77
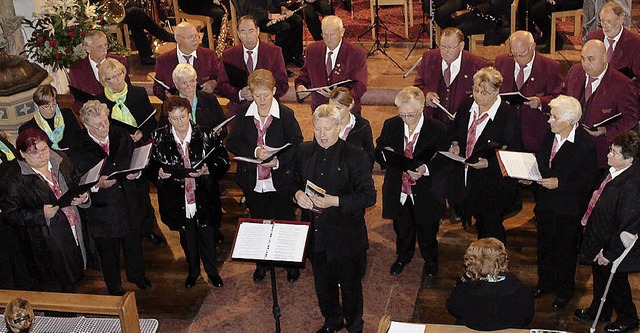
left=0, top=140, right=15, bottom=163
left=105, top=85, right=138, bottom=127
left=34, top=105, right=65, bottom=150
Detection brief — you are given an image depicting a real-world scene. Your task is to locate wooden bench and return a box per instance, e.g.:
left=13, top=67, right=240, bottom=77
left=0, top=290, right=141, bottom=333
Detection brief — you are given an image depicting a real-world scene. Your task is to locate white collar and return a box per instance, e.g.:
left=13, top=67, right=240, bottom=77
left=87, top=130, right=109, bottom=146
left=554, top=124, right=578, bottom=143
left=172, top=124, right=193, bottom=145
left=339, top=113, right=356, bottom=138
left=177, top=46, right=197, bottom=59
left=610, top=163, right=632, bottom=179
left=243, top=40, right=259, bottom=53
left=246, top=98, right=281, bottom=120
left=404, top=113, right=425, bottom=141
left=586, top=64, right=609, bottom=82
left=517, top=51, right=535, bottom=71
left=469, top=96, right=502, bottom=121
left=326, top=40, right=343, bottom=56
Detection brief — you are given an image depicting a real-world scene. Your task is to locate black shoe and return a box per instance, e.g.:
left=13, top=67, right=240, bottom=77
left=287, top=269, right=300, bottom=282
left=533, top=289, right=546, bottom=298
left=253, top=268, right=267, bottom=282
left=134, top=277, right=152, bottom=290
left=109, top=289, right=125, bottom=296
left=605, top=322, right=639, bottom=333
left=552, top=297, right=569, bottom=309
left=145, top=232, right=167, bottom=247
left=185, top=276, right=197, bottom=289
left=390, top=260, right=407, bottom=276
left=424, top=262, right=438, bottom=277
left=315, top=323, right=344, bottom=333
left=574, top=308, right=610, bottom=323
left=287, top=69, right=295, bottom=77
left=140, top=56, right=156, bottom=65
left=291, top=56, right=305, bottom=68
left=209, top=274, right=224, bottom=288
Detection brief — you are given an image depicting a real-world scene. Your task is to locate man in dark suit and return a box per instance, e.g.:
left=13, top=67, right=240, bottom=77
left=68, top=30, right=130, bottom=114
left=414, top=27, right=488, bottom=128
left=294, top=104, right=376, bottom=333
left=563, top=40, right=639, bottom=170
left=375, top=87, right=449, bottom=277
left=495, top=31, right=563, bottom=153
left=217, top=15, right=289, bottom=118
left=153, top=22, right=219, bottom=100
left=295, top=15, right=368, bottom=115
left=575, top=131, right=640, bottom=333
left=526, top=0, right=581, bottom=53
left=587, top=1, right=640, bottom=93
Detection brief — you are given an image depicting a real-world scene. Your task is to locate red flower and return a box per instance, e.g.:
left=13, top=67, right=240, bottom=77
left=81, top=31, right=87, bottom=37
left=38, top=37, right=45, bottom=43
left=65, top=48, right=71, bottom=54
left=32, top=31, right=37, bottom=37
left=55, top=53, right=62, bottom=59
left=70, top=25, right=76, bottom=30
left=98, top=16, right=104, bottom=22
left=49, top=40, right=56, bottom=47
left=68, top=32, right=76, bottom=38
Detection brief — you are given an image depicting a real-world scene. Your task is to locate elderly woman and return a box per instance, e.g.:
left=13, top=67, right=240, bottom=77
left=447, top=66, right=521, bottom=243
left=525, top=96, right=597, bottom=309
left=227, top=69, right=303, bottom=283
left=150, top=96, right=229, bottom=289
left=19, top=85, right=82, bottom=151
left=4, top=298, right=35, bottom=333
left=1, top=128, right=90, bottom=292
left=375, top=87, right=449, bottom=277
left=66, top=100, right=151, bottom=296
left=329, top=87, right=375, bottom=169
left=447, top=238, right=534, bottom=330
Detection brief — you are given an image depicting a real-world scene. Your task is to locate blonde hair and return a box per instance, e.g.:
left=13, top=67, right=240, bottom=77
left=4, top=298, right=34, bottom=333
left=394, top=86, right=425, bottom=111
left=248, top=69, right=276, bottom=92
left=473, top=67, right=503, bottom=92
left=312, top=104, right=341, bottom=126
left=329, top=87, right=354, bottom=109
left=79, top=100, right=110, bottom=125
left=97, top=58, right=127, bottom=86
left=463, top=238, right=509, bottom=281
left=172, top=63, right=197, bottom=84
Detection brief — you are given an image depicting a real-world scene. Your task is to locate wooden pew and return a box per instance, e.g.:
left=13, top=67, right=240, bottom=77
left=0, top=290, right=141, bottom=333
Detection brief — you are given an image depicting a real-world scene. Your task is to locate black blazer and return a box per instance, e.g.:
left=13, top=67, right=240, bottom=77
left=375, top=116, right=449, bottom=220
left=19, top=108, right=83, bottom=151
left=97, top=84, right=158, bottom=142
left=159, top=91, right=228, bottom=137
left=226, top=102, right=303, bottom=194
left=295, top=140, right=376, bottom=262
left=534, top=128, right=598, bottom=216
left=345, top=114, right=375, bottom=169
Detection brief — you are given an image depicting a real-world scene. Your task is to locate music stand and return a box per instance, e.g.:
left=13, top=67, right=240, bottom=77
left=357, top=0, right=404, bottom=71
left=405, top=0, right=436, bottom=59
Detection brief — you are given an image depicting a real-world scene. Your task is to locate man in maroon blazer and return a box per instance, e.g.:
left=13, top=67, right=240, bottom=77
left=563, top=40, right=639, bottom=169
left=494, top=31, right=563, bottom=153
left=68, top=30, right=130, bottom=114
left=217, top=16, right=289, bottom=118
left=153, top=22, right=219, bottom=100
left=295, top=15, right=368, bottom=115
left=587, top=1, right=640, bottom=93
left=413, top=27, right=487, bottom=128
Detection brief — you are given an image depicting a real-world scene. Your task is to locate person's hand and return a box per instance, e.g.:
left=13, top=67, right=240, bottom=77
left=256, top=146, right=274, bottom=161
left=518, top=180, right=532, bottom=185
left=537, top=177, right=559, bottom=189
left=97, top=175, right=117, bottom=188
left=213, top=0, right=220, bottom=5
left=296, top=85, right=311, bottom=99
left=71, top=192, right=89, bottom=206
left=43, top=204, right=59, bottom=219
left=295, top=190, right=314, bottom=210
left=316, top=87, right=333, bottom=98
left=586, top=126, right=606, bottom=137
left=158, top=167, right=171, bottom=179
left=524, top=96, right=541, bottom=109
left=467, top=157, right=488, bottom=169
left=130, top=130, right=143, bottom=143
left=407, top=165, right=427, bottom=181
left=261, top=156, right=278, bottom=169
left=240, top=86, right=253, bottom=101
left=201, top=79, right=217, bottom=93
left=310, top=193, right=339, bottom=209
left=281, top=8, right=294, bottom=18
left=188, top=163, right=209, bottom=177
left=126, top=171, right=142, bottom=180
left=449, top=141, right=460, bottom=155
left=425, top=92, right=440, bottom=107
left=269, top=13, right=286, bottom=22
left=594, top=250, right=610, bottom=266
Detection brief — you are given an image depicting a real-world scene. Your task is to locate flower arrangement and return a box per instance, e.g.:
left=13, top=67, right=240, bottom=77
left=24, top=0, right=126, bottom=71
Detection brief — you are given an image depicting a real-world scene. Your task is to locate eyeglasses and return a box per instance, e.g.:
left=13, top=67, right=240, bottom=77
left=176, top=78, right=197, bottom=87
left=105, top=71, right=124, bottom=82
left=38, top=102, right=57, bottom=110
left=398, top=112, right=420, bottom=119
left=169, top=114, right=189, bottom=123
left=472, top=85, right=497, bottom=96
left=176, top=33, right=202, bottom=41
left=87, top=118, right=109, bottom=130
left=25, top=144, right=50, bottom=158
left=608, top=147, right=624, bottom=157
left=509, top=45, right=532, bottom=58
left=438, top=43, right=460, bottom=51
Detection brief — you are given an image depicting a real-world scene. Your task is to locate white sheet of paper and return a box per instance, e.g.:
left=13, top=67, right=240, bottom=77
left=438, top=151, right=467, bottom=163
left=497, top=150, right=542, bottom=181
left=231, top=223, right=273, bottom=260
left=265, top=223, right=309, bottom=262
left=388, top=321, right=426, bottom=333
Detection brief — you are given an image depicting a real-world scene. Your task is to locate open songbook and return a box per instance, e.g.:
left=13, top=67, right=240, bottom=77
left=105, top=141, right=154, bottom=180
left=438, top=140, right=504, bottom=164
left=496, top=150, right=542, bottom=181
left=298, top=79, right=353, bottom=93
left=164, top=146, right=219, bottom=178
left=112, top=110, right=157, bottom=134
left=433, top=101, right=456, bottom=120
left=233, top=143, right=292, bottom=164
left=380, top=147, right=437, bottom=172
left=500, top=91, right=529, bottom=105
left=149, top=75, right=178, bottom=95
left=580, top=113, right=622, bottom=131
left=56, top=159, right=105, bottom=208
left=230, top=218, right=310, bottom=264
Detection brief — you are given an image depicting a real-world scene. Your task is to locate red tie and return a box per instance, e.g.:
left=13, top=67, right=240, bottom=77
left=443, top=64, right=451, bottom=87
left=100, top=142, right=110, bottom=155
left=581, top=173, right=613, bottom=227
left=326, top=51, right=333, bottom=78
left=177, top=141, right=196, bottom=204
left=49, top=171, right=79, bottom=227
left=183, top=54, right=192, bottom=64
left=246, top=50, right=254, bottom=74
left=401, top=134, right=419, bottom=195
left=549, top=136, right=559, bottom=168
left=585, top=76, right=598, bottom=101
left=606, top=38, right=615, bottom=61
left=465, top=112, right=490, bottom=159
left=516, top=64, right=527, bottom=90
left=254, top=116, right=273, bottom=180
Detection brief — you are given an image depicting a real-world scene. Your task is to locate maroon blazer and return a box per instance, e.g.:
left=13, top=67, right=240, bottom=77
left=413, top=49, right=487, bottom=126
left=494, top=53, right=563, bottom=153
left=563, top=65, right=639, bottom=168
left=295, top=39, right=368, bottom=114
left=153, top=46, right=220, bottom=100
left=68, top=54, right=130, bottom=113
left=217, top=41, right=289, bottom=117
left=587, top=28, right=640, bottom=92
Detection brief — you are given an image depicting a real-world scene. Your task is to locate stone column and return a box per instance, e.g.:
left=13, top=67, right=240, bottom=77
left=0, top=0, right=25, bottom=55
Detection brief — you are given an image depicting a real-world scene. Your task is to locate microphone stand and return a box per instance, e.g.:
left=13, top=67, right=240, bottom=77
left=357, top=0, right=404, bottom=71
left=405, top=0, right=435, bottom=60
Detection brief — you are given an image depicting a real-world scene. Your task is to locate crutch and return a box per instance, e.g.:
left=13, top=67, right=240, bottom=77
left=590, top=231, right=639, bottom=333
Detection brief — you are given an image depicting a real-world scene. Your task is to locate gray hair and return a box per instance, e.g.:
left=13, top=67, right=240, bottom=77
left=549, top=95, right=582, bottom=124
left=312, top=104, right=341, bottom=126
left=79, top=100, right=110, bottom=125
left=395, top=86, right=425, bottom=111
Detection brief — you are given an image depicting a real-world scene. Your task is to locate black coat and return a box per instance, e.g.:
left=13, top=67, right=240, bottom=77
left=150, top=123, right=230, bottom=230
left=97, top=84, right=158, bottom=142
left=375, top=116, right=449, bottom=220
left=295, top=140, right=376, bottom=262
left=159, top=91, right=228, bottom=137
left=226, top=102, right=303, bottom=194
left=580, top=163, right=640, bottom=273
left=19, top=107, right=83, bottom=151
left=345, top=114, right=375, bottom=169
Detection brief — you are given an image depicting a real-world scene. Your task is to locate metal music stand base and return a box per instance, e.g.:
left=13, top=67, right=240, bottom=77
left=357, top=0, right=404, bottom=71
left=269, top=265, right=282, bottom=333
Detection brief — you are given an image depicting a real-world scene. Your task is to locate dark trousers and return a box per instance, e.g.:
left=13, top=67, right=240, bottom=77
left=260, top=14, right=304, bottom=62
left=393, top=198, right=442, bottom=264
left=434, top=0, right=466, bottom=28
left=94, top=232, right=145, bottom=294
left=297, top=0, right=334, bottom=41
left=587, top=265, right=639, bottom=325
left=311, top=250, right=367, bottom=333
left=528, top=0, right=582, bottom=43
left=178, top=0, right=230, bottom=36
left=179, top=217, right=219, bottom=279
left=123, top=7, right=175, bottom=58
left=535, top=209, right=580, bottom=298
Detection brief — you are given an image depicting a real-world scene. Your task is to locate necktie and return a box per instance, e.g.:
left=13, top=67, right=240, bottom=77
left=585, top=76, right=598, bottom=101
left=606, top=38, right=615, bottom=61
left=465, top=112, right=490, bottom=159
left=549, top=136, right=559, bottom=168
left=581, top=173, right=613, bottom=227
left=401, top=134, right=419, bottom=195
left=443, top=64, right=451, bottom=87
left=177, top=141, right=196, bottom=204
left=326, top=51, right=333, bottom=78
left=100, top=142, right=110, bottom=155
left=49, top=171, right=79, bottom=227
left=183, top=54, right=192, bottom=64
left=516, top=64, right=527, bottom=90
left=246, top=50, right=254, bottom=74
left=255, top=116, right=274, bottom=180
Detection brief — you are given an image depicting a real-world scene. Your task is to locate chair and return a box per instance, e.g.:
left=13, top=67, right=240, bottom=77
left=171, top=0, right=215, bottom=49
left=104, top=24, right=132, bottom=51
left=229, top=1, right=271, bottom=44
left=465, top=0, right=519, bottom=54
left=550, top=9, right=583, bottom=54
left=370, top=0, right=413, bottom=39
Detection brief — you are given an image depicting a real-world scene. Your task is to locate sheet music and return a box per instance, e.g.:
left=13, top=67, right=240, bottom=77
left=213, top=115, right=236, bottom=133
left=388, top=322, right=426, bottom=333
left=433, top=101, right=455, bottom=120
left=299, top=79, right=353, bottom=93
left=265, top=224, right=309, bottom=262
left=233, top=156, right=263, bottom=164
left=438, top=151, right=467, bottom=163
left=137, top=110, right=157, bottom=128
left=263, top=143, right=292, bottom=154
left=231, top=223, right=273, bottom=260
left=497, top=150, right=542, bottom=181
left=81, top=159, right=104, bottom=185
